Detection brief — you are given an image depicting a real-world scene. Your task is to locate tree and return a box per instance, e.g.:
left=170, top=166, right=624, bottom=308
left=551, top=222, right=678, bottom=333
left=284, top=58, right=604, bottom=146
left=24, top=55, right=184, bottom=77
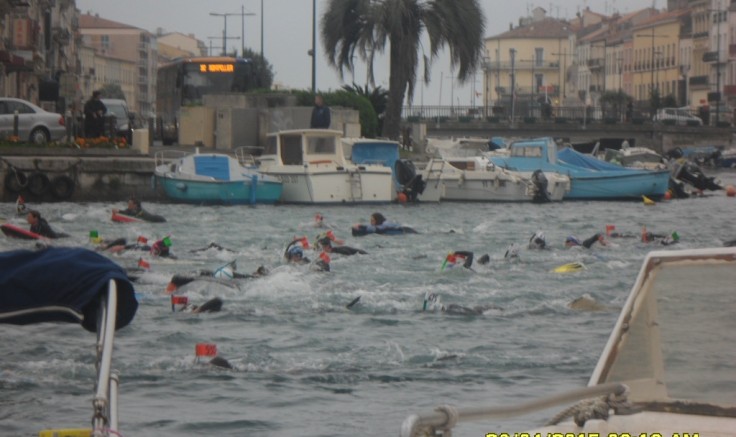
left=242, top=48, right=274, bottom=90
left=341, top=83, right=388, bottom=134
left=321, top=0, right=485, bottom=139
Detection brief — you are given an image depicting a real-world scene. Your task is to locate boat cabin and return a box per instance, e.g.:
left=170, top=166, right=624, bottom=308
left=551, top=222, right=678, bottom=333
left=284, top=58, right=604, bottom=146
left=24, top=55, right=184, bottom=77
left=261, top=129, right=346, bottom=167
left=507, top=137, right=558, bottom=164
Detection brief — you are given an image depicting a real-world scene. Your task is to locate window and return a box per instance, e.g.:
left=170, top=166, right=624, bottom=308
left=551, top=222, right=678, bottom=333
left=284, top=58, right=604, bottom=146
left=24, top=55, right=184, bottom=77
left=101, top=35, right=109, bottom=50
left=280, top=134, right=303, bottom=165
left=306, top=136, right=335, bottom=155
left=535, top=48, right=544, bottom=67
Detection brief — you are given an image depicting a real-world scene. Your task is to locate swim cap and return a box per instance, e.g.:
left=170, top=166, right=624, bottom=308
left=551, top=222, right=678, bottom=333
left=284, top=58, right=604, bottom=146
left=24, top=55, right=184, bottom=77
left=288, top=246, right=304, bottom=258
left=566, top=236, right=581, bottom=246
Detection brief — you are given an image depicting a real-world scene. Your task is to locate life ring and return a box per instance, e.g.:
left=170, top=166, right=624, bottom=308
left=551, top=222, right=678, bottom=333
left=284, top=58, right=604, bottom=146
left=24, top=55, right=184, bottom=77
left=4, top=169, right=28, bottom=193
left=27, top=172, right=51, bottom=195
left=50, top=175, right=75, bottom=200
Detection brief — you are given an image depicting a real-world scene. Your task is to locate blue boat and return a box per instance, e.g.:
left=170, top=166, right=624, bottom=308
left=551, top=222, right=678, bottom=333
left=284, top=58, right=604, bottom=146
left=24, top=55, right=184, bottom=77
left=489, top=138, right=670, bottom=200
left=154, top=150, right=282, bottom=204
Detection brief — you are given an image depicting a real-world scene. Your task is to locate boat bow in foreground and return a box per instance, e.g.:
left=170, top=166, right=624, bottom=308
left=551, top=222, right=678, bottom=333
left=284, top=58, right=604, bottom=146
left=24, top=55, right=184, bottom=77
left=401, top=247, right=736, bottom=436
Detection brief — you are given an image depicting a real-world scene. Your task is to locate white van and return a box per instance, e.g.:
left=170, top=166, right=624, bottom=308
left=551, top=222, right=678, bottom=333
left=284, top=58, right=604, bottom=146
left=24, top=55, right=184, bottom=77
left=654, top=107, right=703, bottom=126
left=100, top=99, right=133, bottom=141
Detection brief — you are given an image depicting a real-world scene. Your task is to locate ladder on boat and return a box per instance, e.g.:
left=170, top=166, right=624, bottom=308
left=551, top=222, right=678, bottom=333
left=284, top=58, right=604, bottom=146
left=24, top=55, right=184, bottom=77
left=349, top=170, right=363, bottom=201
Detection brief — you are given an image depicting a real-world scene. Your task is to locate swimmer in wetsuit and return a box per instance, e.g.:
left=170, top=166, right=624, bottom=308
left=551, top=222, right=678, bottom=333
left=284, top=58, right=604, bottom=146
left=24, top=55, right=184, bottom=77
left=26, top=210, right=62, bottom=239
left=528, top=231, right=547, bottom=249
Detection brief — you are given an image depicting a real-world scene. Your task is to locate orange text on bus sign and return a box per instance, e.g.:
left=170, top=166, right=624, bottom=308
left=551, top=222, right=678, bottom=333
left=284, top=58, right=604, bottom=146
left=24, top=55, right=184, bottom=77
left=199, top=63, right=234, bottom=73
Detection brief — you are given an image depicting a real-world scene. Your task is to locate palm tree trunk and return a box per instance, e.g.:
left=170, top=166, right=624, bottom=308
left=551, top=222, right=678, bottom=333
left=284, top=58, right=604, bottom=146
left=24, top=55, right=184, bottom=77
left=382, top=39, right=408, bottom=140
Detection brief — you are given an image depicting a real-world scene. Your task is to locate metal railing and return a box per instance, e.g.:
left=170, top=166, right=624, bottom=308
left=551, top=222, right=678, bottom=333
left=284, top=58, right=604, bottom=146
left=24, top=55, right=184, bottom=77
left=400, top=382, right=628, bottom=437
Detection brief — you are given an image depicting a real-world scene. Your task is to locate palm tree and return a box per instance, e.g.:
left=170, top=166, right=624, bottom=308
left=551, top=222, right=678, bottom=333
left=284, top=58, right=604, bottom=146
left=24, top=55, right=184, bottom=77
left=321, top=0, right=485, bottom=139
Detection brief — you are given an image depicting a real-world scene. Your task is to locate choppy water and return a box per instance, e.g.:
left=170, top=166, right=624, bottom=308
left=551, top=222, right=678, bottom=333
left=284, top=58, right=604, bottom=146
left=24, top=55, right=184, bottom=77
left=1, top=171, right=735, bottom=437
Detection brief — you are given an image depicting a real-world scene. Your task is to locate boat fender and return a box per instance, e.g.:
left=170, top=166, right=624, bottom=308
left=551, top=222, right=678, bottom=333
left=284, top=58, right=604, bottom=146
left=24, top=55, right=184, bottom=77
left=4, top=169, right=28, bottom=193
left=50, top=175, right=75, bottom=200
left=27, top=172, right=51, bottom=196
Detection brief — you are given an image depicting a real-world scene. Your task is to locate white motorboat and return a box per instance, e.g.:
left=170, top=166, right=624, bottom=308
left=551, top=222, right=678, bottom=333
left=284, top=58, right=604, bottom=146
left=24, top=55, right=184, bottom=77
left=257, top=129, right=393, bottom=204
left=400, top=247, right=736, bottom=436
left=419, top=155, right=570, bottom=202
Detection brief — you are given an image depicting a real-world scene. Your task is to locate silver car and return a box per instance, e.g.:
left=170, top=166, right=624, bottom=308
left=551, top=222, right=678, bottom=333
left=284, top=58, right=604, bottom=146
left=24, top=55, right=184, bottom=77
left=0, top=97, right=66, bottom=144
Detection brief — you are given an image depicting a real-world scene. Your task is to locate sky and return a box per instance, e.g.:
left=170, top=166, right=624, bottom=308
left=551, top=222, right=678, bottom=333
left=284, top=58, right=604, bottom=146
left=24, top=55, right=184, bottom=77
left=77, top=0, right=657, bottom=107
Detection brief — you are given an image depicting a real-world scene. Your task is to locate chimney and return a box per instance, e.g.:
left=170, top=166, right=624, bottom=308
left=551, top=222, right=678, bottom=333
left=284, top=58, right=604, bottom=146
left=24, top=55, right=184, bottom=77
left=509, top=22, right=513, bottom=30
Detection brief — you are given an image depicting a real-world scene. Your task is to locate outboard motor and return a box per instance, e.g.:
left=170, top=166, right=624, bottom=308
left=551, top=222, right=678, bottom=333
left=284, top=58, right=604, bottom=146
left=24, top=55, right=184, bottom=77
left=677, top=161, right=723, bottom=191
left=395, top=159, right=426, bottom=202
left=530, top=169, right=551, bottom=202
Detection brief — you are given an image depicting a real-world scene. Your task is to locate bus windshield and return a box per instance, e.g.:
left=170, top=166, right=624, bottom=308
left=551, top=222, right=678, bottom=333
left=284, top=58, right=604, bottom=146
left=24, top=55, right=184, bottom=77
left=181, top=61, right=253, bottom=105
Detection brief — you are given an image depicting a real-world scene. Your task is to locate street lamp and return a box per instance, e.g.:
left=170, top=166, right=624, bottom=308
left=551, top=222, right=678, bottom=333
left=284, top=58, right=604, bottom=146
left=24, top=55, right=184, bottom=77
left=510, top=48, right=517, bottom=124
left=212, top=8, right=255, bottom=58
left=210, top=12, right=232, bottom=56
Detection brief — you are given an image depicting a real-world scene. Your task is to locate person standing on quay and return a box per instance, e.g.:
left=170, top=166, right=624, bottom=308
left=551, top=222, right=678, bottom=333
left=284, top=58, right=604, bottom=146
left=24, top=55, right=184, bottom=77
left=310, top=94, right=331, bottom=129
left=84, top=90, right=107, bottom=138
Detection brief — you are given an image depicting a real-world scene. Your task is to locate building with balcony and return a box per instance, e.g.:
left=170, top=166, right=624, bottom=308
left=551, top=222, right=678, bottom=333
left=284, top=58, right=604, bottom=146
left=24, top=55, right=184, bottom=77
left=483, top=7, right=576, bottom=119
left=0, top=0, right=80, bottom=112
left=629, top=9, right=688, bottom=109
left=78, top=14, right=157, bottom=118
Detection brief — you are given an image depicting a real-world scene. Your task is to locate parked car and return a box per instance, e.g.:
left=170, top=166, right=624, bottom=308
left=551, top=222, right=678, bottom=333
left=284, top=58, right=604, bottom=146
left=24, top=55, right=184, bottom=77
left=100, top=98, right=133, bottom=143
left=0, top=97, right=66, bottom=144
left=654, top=107, right=703, bottom=126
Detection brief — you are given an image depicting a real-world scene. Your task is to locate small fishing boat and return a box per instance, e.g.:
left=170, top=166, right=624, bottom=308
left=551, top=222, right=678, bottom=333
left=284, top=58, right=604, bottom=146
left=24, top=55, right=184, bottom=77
left=419, top=155, right=570, bottom=202
left=256, top=129, right=393, bottom=204
left=154, top=149, right=282, bottom=205
left=489, top=138, right=671, bottom=200
left=401, top=246, right=736, bottom=436
left=0, top=247, right=138, bottom=437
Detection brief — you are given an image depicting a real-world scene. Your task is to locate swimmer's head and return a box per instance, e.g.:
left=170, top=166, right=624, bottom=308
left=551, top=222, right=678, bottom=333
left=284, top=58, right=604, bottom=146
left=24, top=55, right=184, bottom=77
left=565, top=236, right=581, bottom=247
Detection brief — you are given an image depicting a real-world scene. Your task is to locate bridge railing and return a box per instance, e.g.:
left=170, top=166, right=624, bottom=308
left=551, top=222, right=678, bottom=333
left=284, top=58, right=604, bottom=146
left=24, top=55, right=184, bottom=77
left=402, top=105, right=649, bottom=125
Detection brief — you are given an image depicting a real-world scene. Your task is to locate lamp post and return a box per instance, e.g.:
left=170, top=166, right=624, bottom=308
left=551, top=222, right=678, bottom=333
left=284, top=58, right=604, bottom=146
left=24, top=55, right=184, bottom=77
left=510, top=48, right=517, bottom=124
left=238, top=5, right=256, bottom=57
left=635, top=30, right=668, bottom=111
left=714, top=8, right=724, bottom=126
left=210, top=12, right=232, bottom=56
left=261, top=0, right=264, bottom=56
left=310, top=0, right=316, bottom=94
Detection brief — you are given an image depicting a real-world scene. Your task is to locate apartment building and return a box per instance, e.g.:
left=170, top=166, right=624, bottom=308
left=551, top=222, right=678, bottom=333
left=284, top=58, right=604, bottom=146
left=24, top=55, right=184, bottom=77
left=78, top=14, right=157, bottom=118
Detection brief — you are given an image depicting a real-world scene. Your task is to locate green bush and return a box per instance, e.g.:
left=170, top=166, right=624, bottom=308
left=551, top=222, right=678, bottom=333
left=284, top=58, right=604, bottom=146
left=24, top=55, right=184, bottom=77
left=662, top=119, right=676, bottom=126
left=523, top=117, right=536, bottom=124
left=555, top=117, right=568, bottom=124
left=459, top=116, right=472, bottom=123
left=486, top=116, right=500, bottom=123
left=632, top=117, right=645, bottom=125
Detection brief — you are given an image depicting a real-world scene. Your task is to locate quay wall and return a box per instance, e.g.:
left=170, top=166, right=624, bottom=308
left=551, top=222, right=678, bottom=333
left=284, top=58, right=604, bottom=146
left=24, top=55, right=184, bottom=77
left=2, top=121, right=732, bottom=204
left=1, top=150, right=164, bottom=203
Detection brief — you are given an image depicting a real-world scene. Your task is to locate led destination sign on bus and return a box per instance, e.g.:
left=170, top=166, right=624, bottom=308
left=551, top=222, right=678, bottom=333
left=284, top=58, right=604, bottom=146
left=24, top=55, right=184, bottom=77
left=199, top=63, right=235, bottom=73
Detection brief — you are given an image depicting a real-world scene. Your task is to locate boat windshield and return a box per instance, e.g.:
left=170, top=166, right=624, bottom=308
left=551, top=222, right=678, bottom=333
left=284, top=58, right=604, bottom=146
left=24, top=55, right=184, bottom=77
left=510, top=146, right=543, bottom=158
left=306, top=136, right=336, bottom=155
left=596, top=253, right=736, bottom=408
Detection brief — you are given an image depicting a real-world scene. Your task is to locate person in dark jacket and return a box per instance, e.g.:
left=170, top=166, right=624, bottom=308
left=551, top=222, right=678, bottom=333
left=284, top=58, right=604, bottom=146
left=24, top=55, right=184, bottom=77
left=83, top=90, right=107, bottom=138
left=26, top=210, right=59, bottom=239
left=310, top=94, right=331, bottom=128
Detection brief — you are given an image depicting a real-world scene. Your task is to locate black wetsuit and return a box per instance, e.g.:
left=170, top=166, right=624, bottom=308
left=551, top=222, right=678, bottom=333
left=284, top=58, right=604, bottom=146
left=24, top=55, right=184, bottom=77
left=118, top=207, right=167, bottom=223
left=453, top=251, right=474, bottom=269
left=582, top=233, right=604, bottom=249
left=30, top=218, right=59, bottom=239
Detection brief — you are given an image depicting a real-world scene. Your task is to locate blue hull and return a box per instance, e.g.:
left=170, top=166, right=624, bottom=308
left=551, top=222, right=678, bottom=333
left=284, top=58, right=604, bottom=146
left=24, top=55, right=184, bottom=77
left=158, top=177, right=282, bottom=205
left=490, top=140, right=671, bottom=200
left=564, top=171, right=670, bottom=200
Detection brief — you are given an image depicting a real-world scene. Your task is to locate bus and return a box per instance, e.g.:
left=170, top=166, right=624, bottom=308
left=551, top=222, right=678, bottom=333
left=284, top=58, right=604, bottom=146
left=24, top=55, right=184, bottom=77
left=156, top=56, right=256, bottom=145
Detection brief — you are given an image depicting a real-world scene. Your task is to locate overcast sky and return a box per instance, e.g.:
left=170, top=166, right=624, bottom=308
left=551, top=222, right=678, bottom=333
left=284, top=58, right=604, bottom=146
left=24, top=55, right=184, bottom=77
left=77, top=0, right=657, bottom=106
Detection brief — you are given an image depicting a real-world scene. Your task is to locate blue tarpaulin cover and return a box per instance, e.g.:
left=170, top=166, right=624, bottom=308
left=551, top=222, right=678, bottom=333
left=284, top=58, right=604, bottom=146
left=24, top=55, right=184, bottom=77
left=558, top=147, right=640, bottom=172
left=0, top=247, right=137, bottom=332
